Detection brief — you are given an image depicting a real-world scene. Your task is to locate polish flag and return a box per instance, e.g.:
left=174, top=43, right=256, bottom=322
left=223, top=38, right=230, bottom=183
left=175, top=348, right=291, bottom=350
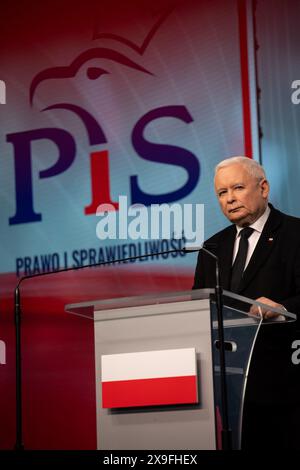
left=101, top=348, right=198, bottom=408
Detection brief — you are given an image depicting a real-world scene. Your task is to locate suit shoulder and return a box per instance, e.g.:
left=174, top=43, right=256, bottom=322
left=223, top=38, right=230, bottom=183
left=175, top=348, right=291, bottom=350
left=283, top=213, right=300, bottom=226
left=278, top=210, right=300, bottom=229
left=271, top=208, right=300, bottom=245
left=204, top=224, right=233, bottom=244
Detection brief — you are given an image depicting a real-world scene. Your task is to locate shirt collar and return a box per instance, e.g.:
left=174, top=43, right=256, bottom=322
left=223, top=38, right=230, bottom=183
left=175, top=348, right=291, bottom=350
left=235, top=205, right=271, bottom=237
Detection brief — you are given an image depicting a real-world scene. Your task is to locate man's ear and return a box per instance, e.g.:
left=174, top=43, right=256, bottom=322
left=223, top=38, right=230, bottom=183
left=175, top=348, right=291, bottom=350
left=260, top=179, right=270, bottom=198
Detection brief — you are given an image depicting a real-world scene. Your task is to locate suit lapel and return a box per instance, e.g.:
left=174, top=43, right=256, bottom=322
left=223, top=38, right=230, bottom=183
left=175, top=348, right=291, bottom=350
left=238, top=205, right=283, bottom=293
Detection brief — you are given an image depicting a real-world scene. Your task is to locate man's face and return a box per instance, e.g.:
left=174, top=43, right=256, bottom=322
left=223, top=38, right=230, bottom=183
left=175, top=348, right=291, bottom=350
left=214, top=163, right=269, bottom=226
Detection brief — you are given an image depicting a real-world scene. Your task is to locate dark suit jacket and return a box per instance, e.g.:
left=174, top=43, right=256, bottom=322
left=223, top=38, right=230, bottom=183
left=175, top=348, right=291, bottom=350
left=193, top=204, right=300, bottom=407
left=193, top=204, right=300, bottom=319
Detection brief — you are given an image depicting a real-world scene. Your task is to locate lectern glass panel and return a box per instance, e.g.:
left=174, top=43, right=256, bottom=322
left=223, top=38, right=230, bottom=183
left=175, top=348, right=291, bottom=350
left=66, top=289, right=295, bottom=449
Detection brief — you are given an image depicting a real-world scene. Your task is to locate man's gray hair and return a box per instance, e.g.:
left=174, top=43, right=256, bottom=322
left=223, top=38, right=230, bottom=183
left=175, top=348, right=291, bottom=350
left=215, top=156, right=266, bottom=181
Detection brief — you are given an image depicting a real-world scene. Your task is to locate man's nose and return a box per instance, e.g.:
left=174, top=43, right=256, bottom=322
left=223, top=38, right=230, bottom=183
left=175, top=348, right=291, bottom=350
left=226, top=190, right=235, bottom=204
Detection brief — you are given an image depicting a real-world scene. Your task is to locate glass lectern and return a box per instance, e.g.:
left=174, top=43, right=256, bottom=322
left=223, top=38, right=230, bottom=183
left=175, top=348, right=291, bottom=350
left=65, top=289, right=296, bottom=450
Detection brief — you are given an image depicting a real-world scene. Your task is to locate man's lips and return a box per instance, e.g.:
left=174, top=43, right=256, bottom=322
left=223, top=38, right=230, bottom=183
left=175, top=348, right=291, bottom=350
left=229, top=207, right=243, bottom=213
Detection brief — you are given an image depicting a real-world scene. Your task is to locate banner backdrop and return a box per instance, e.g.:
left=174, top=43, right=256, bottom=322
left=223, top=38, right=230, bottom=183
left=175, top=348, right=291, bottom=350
left=0, top=0, right=257, bottom=449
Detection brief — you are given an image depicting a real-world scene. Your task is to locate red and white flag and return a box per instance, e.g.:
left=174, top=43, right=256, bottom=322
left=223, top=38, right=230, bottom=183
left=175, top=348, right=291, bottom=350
left=101, top=348, right=198, bottom=408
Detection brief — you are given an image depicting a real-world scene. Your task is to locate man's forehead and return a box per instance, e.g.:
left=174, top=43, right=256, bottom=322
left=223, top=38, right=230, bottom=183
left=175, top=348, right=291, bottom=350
left=215, top=164, right=250, bottom=185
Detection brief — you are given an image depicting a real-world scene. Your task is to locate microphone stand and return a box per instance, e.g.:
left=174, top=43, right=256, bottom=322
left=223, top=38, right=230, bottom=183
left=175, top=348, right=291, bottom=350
left=13, top=246, right=191, bottom=450
left=201, top=246, right=232, bottom=450
left=14, top=285, right=23, bottom=450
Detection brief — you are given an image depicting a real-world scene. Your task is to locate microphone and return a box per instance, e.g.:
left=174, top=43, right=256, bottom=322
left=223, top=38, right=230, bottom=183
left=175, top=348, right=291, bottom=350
left=13, top=242, right=231, bottom=450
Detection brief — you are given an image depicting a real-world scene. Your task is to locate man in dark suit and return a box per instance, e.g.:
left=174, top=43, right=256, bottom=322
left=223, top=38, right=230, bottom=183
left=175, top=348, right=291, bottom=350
left=193, top=156, right=300, bottom=449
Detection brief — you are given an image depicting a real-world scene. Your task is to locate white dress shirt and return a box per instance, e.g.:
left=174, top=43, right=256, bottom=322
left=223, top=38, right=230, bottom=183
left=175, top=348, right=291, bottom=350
left=232, top=205, right=271, bottom=269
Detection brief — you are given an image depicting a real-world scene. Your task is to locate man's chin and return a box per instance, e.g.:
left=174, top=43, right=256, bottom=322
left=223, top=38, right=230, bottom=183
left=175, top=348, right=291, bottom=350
left=227, top=210, right=248, bottom=224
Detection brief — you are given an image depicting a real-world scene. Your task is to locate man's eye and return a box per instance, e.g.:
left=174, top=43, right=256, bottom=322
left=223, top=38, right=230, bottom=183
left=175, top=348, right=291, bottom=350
left=218, top=191, right=226, bottom=197
left=235, top=185, right=244, bottom=190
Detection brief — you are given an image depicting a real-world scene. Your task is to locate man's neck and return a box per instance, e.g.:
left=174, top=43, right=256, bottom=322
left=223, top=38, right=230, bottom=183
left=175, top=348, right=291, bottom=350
left=237, top=204, right=270, bottom=229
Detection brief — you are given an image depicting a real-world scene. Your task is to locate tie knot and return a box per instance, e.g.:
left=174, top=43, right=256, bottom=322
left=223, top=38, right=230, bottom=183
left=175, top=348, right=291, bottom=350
left=240, top=227, right=254, bottom=239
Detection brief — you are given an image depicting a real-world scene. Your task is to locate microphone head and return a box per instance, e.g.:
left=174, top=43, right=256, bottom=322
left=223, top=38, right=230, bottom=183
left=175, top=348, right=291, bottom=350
left=184, top=242, right=217, bottom=252
left=183, top=244, right=204, bottom=252
left=203, top=242, right=218, bottom=250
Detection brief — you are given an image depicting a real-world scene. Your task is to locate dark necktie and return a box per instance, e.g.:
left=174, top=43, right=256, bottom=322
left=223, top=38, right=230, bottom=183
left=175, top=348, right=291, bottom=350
left=230, top=227, right=254, bottom=292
